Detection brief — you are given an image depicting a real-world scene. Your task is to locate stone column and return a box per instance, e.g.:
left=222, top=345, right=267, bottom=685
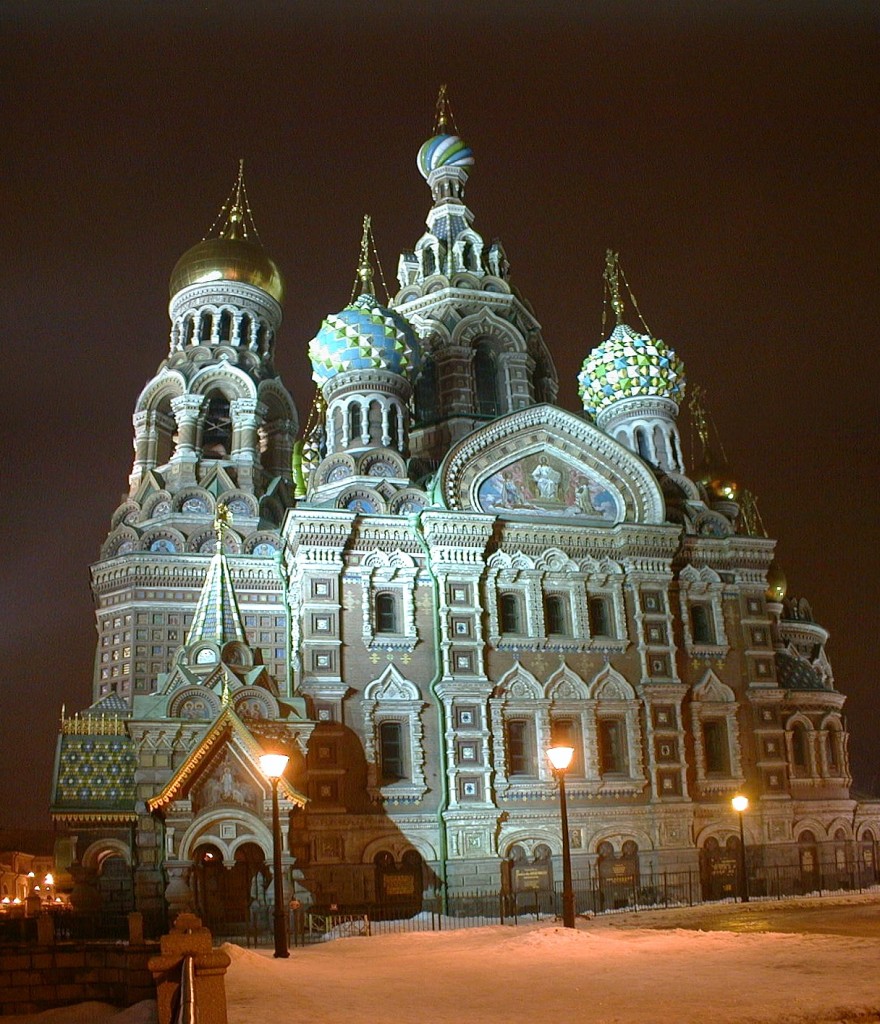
left=163, top=863, right=194, bottom=918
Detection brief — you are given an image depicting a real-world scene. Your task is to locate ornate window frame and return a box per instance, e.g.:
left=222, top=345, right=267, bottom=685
left=359, top=550, right=418, bottom=652
left=362, top=665, right=427, bottom=804
left=678, top=565, right=729, bottom=658
left=588, top=666, right=647, bottom=796
left=689, top=670, right=744, bottom=795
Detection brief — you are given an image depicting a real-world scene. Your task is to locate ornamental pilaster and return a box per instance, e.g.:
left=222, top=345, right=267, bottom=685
left=170, top=395, right=205, bottom=463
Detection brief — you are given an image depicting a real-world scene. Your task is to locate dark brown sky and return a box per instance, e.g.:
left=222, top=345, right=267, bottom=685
left=4, top=1, right=879, bottom=828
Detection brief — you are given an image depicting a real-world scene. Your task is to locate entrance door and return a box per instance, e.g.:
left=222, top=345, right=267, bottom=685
left=193, top=842, right=266, bottom=938
left=374, top=850, right=424, bottom=918
left=699, top=837, right=738, bottom=901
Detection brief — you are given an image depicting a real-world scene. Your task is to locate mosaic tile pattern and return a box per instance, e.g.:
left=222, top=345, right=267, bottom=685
left=775, top=651, right=827, bottom=691
left=578, top=323, right=686, bottom=417
left=309, top=293, right=419, bottom=385
left=54, top=734, right=137, bottom=810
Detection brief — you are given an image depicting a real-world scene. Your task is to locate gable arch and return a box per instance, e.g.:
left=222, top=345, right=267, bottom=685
left=545, top=664, right=588, bottom=700
left=189, top=363, right=257, bottom=401
left=439, top=404, right=666, bottom=524
left=452, top=309, right=526, bottom=354
left=494, top=662, right=542, bottom=699
left=134, top=369, right=187, bottom=414
left=589, top=665, right=635, bottom=700
left=364, top=664, right=421, bottom=702
left=692, top=669, right=735, bottom=703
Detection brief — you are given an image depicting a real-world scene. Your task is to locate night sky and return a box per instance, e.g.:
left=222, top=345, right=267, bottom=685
left=4, top=1, right=878, bottom=830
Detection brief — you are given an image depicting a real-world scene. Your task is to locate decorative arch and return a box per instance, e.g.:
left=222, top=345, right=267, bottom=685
left=692, top=669, right=735, bottom=703
left=495, top=663, right=542, bottom=699
left=364, top=664, right=421, bottom=702
left=589, top=665, right=635, bottom=700
left=189, top=363, right=257, bottom=401
left=81, top=838, right=132, bottom=872
left=362, top=665, right=427, bottom=802
left=361, top=834, right=438, bottom=865
left=545, top=664, right=588, bottom=700
left=179, top=809, right=274, bottom=864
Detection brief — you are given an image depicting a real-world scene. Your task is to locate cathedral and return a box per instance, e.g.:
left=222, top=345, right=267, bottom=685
left=50, top=94, right=880, bottom=931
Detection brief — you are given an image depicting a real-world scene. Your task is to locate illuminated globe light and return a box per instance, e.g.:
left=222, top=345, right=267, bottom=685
left=259, top=753, right=289, bottom=778
left=732, top=794, right=749, bottom=813
left=766, top=563, right=787, bottom=603
left=417, top=133, right=475, bottom=179
left=547, top=745, right=575, bottom=772
left=308, top=293, right=420, bottom=386
left=578, top=323, right=686, bottom=419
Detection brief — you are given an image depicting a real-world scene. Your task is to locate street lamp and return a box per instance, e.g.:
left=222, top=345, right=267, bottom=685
left=260, top=752, right=291, bottom=958
left=731, top=794, right=750, bottom=904
left=547, top=744, right=576, bottom=928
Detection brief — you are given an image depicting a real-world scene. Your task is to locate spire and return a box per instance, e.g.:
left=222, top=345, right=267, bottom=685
left=185, top=503, right=248, bottom=645
left=434, top=84, right=453, bottom=134
left=356, top=214, right=375, bottom=297
left=204, top=159, right=262, bottom=245
left=604, top=249, right=625, bottom=326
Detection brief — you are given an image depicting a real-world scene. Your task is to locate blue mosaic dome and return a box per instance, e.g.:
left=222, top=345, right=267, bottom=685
left=417, top=133, right=474, bottom=179
left=578, top=323, right=686, bottom=418
left=309, top=293, right=420, bottom=385
left=775, top=651, right=827, bottom=691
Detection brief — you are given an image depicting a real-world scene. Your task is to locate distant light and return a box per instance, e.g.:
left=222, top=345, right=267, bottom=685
left=260, top=753, right=290, bottom=778
left=27, top=872, right=35, bottom=878
left=547, top=745, right=575, bottom=772
left=13, top=898, right=21, bottom=905
left=44, top=874, right=54, bottom=885
left=1, top=897, right=9, bottom=904
left=732, top=794, right=749, bottom=813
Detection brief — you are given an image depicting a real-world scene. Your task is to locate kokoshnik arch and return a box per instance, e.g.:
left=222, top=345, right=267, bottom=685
left=49, top=93, right=880, bottom=927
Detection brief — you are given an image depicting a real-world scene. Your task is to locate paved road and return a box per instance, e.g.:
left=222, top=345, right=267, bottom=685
left=594, top=893, right=880, bottom=938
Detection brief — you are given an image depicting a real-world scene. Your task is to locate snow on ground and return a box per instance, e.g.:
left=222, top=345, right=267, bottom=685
left=7, top=895, right=880, bottom=1023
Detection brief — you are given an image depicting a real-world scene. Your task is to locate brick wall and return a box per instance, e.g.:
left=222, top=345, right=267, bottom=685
left=0, top=942, right=158, bottom=1016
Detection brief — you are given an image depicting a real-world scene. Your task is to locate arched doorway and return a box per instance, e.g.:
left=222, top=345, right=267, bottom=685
left=374, top=850, right=424, bottom=918
left=193, top=842, right=266, bottom=938
left=859, top=831, right=879, bottom=886
left=597, top=841, right=640, bottom=910
left=798, top=831, right=820, bottom=894
left=699, top=836, right=739, bottom=901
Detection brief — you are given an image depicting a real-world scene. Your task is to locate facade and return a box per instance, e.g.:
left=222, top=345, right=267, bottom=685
left=50, top=103, right=879, bottom=929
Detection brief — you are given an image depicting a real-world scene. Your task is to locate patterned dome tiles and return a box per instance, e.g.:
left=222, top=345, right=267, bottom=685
left=578, top=323, right=686, bottom=417
left=417, top=133, right=475, bottom=179
left=309, top=293, right=419, bottom=385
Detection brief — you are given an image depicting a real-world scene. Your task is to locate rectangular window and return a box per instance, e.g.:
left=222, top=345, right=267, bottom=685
left=506, top=720, right=534, bottom=776
left=598, top=718, right=626, bottom=774
left=588, top=596, right=612, bottom=637
left=375, top=593, right=398, bottom=634
left=379, top=721, right=405, bottom=781
left=703, top=720, right=729, bottom=774
left=545, top=595, right=567, bottom=636
left=500, top=593, right=521, bottom=634
left=551, top=717, right=580, bottom=773
left=691, top=604, right=715, bottom=644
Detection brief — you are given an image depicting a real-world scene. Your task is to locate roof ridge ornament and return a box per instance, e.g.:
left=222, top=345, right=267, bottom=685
left=203, top=159, right=262, bottom=245
left=602, top=249, right=652, bottom=339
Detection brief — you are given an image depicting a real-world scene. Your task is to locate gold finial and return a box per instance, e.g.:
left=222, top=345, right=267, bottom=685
left=604, top=249, right=625, bottom=326
left=221, top=678, right=231, bottom=707
left=739, top=489, right=768, bottom=537
left=214, top=502, right=232, bottom=546
left=204, top=160, right=262, bottom=245
left=688, top=384, right=710, bottom=452
left=434, top=84, right=450, bottom=134
left=357, top=214, right=375, bottom=296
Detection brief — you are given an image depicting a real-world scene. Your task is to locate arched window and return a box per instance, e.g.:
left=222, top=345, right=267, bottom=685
left=545, top=594, right=566, bottom=636
left=199, top=313, right=213, bottom=342
left=500, top=593, right=521, bottom=634
left=201, top=394, right=232, bottom=459
left=379, top=721, right=405, bottom=781
left=218, top=310, right=233, bottom=341
left=474, top=342, right=499, bottom=416
left=349, top=403, right=362, bottom=442
left=634, top=427, right=650, bottom=461
left=375, top=592, right=398, bottom=634
left=413, top=357, right=438, bottom=425
left=239, top=314, right=251, bottom=345
left=388, top=404, right=400, bottom=450
left=183, top=316, right=195, bottom=346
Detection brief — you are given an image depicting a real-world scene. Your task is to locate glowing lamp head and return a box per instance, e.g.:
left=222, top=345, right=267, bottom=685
left=732, top=794, right=749, bottom=813
left=260, top=753, right=290, bottom=779
left=44, top=874, right=54, bottom=886
left=547, top=745, right=575, bottom=772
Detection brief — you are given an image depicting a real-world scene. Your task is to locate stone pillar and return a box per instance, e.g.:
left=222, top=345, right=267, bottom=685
left=170, top=395, right=205, bottom=468
left=164, top=864, right=194, bottom=918
left=148, top=913, right=230, bottom=1024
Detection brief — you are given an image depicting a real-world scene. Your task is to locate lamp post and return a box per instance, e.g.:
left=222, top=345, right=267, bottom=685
left=260, top=753, right=290, bottom=958
left=731, top=794, right=750, bottom=904
left=547, top=744, right=576, bottom=928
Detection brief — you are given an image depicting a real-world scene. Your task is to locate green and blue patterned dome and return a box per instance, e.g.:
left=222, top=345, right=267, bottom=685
left=309, top=292, right=420, bottom=386
left=417, top=133, right=475, bottom=179
left=578, top=323, right=686, bottom=418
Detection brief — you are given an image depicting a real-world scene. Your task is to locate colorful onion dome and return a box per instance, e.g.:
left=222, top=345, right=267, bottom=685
left=417, top=133, right=474, bottom=180
left=578, top=323, right=686, bottom=418
left=775, top=650, right=827, bottom=691
left=309, top=293, right=420, bottom=385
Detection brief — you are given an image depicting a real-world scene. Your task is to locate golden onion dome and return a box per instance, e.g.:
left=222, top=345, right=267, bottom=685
left=694, top=451, right=739, bottom=502
left=766, top=563, right=788, bottom=603
left=169, top=164, right=285, bottom=305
